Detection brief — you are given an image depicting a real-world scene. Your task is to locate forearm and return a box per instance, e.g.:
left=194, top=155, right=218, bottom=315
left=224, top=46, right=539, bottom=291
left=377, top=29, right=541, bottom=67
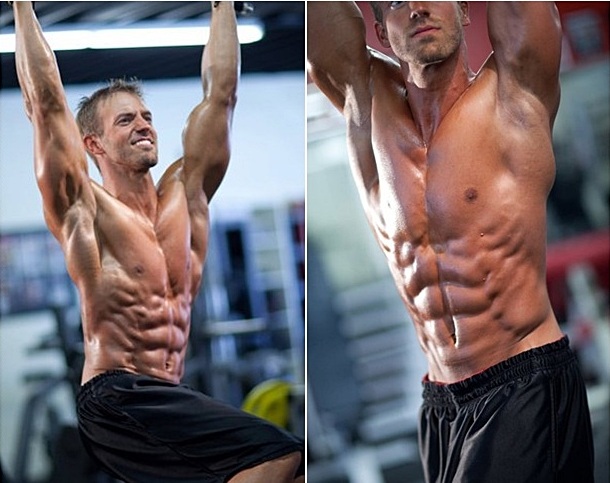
left=307, top=1, right=366, bottom=63
left=13, top=1, right=66, bottom=118
left=202, top=1, right=240, bottom=104
left=307, top=1, right=369, bottom=111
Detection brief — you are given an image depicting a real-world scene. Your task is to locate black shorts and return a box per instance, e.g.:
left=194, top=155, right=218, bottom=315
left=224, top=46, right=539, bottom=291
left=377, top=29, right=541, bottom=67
left=76, top=371, right=304, bottom=483
left=419, top=337, right=594, bottom=483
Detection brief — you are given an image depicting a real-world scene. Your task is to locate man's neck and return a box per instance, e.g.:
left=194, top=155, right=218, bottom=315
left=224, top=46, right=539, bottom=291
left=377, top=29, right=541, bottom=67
left=103, top=168, right=158, bottom=222
left=401, top=50, right=474, bottom=146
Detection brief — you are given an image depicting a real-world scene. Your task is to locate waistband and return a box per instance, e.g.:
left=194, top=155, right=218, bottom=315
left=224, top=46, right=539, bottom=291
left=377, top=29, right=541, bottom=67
left=422, top=336, right=573, bottom=406
left=77, top=370, right=133, bottom=405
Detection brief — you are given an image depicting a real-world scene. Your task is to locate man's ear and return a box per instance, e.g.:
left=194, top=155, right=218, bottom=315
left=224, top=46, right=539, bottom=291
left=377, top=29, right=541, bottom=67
left=459, top=2, right=471, bottom=27
left=374, top=21, right=391, bottom=49
left=83, top=133, right=104, bottom=156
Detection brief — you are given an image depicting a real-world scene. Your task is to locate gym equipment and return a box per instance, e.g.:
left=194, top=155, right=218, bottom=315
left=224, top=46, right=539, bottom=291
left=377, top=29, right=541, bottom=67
left=213, top=1, right=253, bottom=15
left=1, top=457, right=11, bottom=483
left=234, top=2, right=254, bottom=16
left=12, top=306, right=115, bottom=483
left=242, top=379, right=292, bottom=429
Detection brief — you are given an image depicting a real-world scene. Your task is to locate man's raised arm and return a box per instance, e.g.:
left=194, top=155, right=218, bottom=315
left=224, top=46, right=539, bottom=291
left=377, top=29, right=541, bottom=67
left=181, top=1, right=240, bottom=203
left=307, top=2, right=379, bottom=214
left=487, top=1, right=562, bottom=119
left=13, top=1, right=93, bottom=239
left=307, top=1, right=371, bottom=114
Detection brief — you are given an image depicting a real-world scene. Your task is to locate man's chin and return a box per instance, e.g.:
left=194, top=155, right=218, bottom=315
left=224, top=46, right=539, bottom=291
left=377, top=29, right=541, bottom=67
left=141, top=155, right=159, bottom=168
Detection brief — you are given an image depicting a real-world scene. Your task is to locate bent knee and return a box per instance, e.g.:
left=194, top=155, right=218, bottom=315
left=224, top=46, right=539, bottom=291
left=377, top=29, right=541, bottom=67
left=275, top=451, right=302, bottom=469
left=269, top=450, right=303, bottom=479
left=230, top=451, right=303, bottom=482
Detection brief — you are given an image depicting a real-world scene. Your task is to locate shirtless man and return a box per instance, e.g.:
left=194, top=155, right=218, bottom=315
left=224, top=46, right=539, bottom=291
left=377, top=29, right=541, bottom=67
left=13, top=1, right=303, bottom=481
left=308, top=2, right=594, bottom=481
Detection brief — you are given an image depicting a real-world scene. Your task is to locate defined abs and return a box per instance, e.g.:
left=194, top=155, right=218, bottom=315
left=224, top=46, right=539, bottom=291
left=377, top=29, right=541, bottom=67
left=392, top=243, right=447, bottom=319
left=390, top=241, right=497, bottom=341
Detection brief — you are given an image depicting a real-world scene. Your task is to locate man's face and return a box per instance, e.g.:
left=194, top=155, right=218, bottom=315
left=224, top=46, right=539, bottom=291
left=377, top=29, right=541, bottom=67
left=94, top=92, right=159, bottom=171
left=376, top=2, right=469, bottom=66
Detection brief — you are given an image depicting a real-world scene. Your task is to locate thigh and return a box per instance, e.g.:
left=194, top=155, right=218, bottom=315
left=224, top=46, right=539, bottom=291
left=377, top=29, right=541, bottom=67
left=454, top=376, right=554, bottom=483
left=455, top=365, right=593, bottom=483
left=123, top=377, right=304, bottom=472
left=418, top=403, right=458, bottom=483
left=78, top=372, right=303, bottom=482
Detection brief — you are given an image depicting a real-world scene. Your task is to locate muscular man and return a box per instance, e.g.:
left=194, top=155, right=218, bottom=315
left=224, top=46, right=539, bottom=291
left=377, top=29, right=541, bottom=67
left=13, top=2, right=303, bottom=481
left=308, top=2, right=594, bottom=481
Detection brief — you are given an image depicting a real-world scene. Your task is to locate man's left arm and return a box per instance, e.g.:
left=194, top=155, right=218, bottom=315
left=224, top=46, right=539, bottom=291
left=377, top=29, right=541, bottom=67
left=487, top=2, right=562, bottom=118
left=182, top=1, right=239, bottom=205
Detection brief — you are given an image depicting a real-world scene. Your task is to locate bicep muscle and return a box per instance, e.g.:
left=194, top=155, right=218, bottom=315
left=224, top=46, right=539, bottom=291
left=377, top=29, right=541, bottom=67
left=32, top=106, right=94, bottom=237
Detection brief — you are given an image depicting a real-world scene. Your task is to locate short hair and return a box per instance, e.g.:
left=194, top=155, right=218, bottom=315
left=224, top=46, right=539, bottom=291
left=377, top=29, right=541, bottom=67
left=369, top=2, right=383, bottom=23
left=76, top=78, right=144, bottom=137
left=76, top=78, right=144, bottom=169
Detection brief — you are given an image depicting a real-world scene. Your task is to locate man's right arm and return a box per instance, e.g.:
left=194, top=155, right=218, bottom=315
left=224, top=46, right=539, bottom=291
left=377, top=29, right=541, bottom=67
left=14, top=2, right=94, bottom=241
left=307, top=2, right=379, bottom=206
left=307, top=1, right=370, bottom=113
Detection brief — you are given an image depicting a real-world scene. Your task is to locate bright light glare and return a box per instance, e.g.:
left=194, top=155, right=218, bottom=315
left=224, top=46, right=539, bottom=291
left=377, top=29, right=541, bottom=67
left=0, top=21, right=264, bottom=53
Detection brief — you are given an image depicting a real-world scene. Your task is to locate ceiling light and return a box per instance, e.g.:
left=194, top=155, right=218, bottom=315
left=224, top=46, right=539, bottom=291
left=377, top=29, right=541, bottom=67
left=0, top=20, right=264, bottom=53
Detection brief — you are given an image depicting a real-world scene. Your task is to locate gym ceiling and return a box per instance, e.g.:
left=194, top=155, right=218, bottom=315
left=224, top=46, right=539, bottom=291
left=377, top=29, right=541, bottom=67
left=0, top=1, right=305, bottom=88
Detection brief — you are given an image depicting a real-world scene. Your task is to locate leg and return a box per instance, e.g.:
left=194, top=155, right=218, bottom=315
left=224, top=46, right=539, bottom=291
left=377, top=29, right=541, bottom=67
left=228, top=451, right=302, bottom=483
left=78, top=372, right=304, bottom=482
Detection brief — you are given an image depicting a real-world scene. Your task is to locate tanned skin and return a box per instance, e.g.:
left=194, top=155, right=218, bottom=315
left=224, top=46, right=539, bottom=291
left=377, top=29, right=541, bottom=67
left=307, top=1, right=563, bottom=383
left=14, top=1, right=302, bottom=481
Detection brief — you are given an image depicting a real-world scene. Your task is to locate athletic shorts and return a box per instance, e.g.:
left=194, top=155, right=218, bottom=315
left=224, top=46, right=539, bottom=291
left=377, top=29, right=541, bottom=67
left=76, top=370, right=304, bottom=483
left=419, top=337, right=594, bottom=483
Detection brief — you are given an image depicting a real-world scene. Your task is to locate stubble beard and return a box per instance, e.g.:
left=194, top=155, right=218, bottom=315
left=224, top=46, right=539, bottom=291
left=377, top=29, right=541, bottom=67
left=141, top=150, right=158, bottom=168
left=394, top=25, right=463, bottom=67
left=412, top=42, right=448, bottom=66
left=138, top=152, right=159, bottom=171
left=117, top=144, right=159, bottom=172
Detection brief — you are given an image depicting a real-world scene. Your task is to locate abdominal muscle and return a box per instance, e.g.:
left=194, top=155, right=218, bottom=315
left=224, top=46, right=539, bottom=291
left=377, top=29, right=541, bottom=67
left=79, top=280, right=192, bottom=385
left=385, top=227, right=563, bottom=383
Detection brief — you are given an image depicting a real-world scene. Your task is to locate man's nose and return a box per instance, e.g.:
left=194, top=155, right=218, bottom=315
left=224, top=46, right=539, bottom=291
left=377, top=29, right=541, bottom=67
left=135, top=117, right=152, bottom=132
left=409, top=2, right=430, bottom=19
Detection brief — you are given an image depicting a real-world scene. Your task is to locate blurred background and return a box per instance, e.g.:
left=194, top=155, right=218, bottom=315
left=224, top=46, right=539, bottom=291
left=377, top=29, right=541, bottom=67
left=0, top=2, right=304, bottom=482
left=307, top=2, right=609, bottom=483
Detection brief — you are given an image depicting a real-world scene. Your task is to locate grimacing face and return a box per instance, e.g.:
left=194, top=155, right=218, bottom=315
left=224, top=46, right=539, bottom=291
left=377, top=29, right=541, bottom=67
left=376, top=1, right=470, bottom=66
left=89, top=92, right=159, bottom=172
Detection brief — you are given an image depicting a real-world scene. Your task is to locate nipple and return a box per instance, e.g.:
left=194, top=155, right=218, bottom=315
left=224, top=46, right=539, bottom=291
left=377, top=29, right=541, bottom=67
left=464, top=187, right=478, bottom=203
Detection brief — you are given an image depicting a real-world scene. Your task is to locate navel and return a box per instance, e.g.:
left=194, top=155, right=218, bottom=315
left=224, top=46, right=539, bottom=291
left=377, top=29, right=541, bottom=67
left=464, top=187, right=478, bottom=203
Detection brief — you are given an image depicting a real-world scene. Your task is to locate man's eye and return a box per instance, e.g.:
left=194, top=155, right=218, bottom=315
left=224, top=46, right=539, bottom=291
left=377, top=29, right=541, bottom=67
left=390, top=1, right=404, bottom=9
